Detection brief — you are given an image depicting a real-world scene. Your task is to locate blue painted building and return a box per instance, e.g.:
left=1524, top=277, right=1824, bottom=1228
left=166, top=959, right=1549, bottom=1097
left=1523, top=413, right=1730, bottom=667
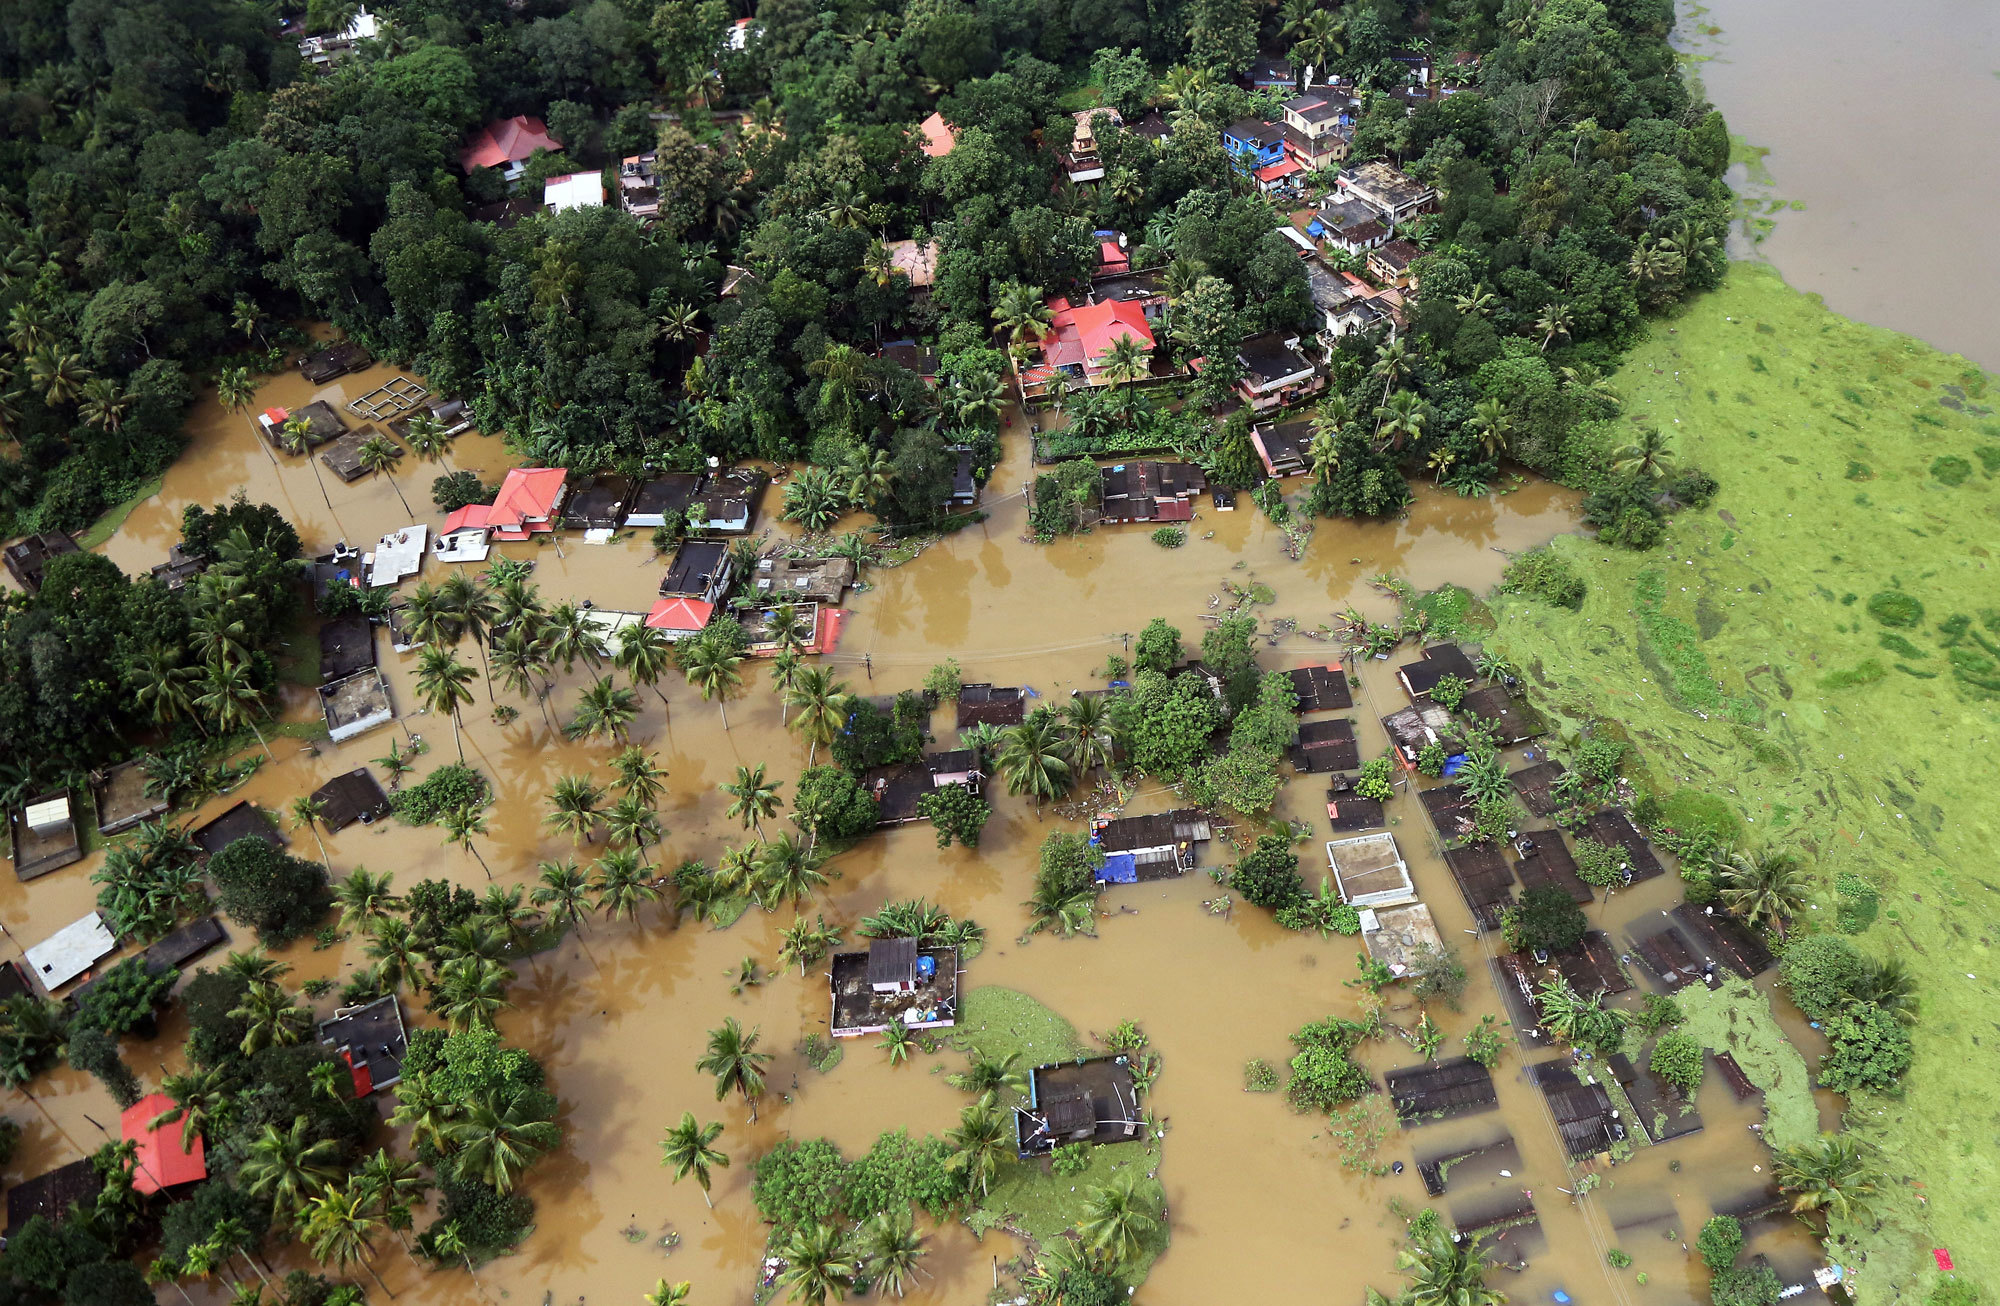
left=1222, top=118, right=1286, bottom=169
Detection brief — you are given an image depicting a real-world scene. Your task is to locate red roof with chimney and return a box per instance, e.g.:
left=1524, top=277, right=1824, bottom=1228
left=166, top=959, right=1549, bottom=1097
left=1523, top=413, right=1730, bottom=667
left=121, top=1093, right=208, bottom=1195
left=461, top=116, right=560, bottom=174
left=485, top=468, right=567, bottom=536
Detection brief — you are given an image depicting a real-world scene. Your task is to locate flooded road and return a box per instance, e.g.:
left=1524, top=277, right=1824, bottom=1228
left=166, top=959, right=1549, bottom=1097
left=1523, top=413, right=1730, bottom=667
left=4, top=366, right=1820, bottom=1304
left=1686, top=0, right=2000, bottom=370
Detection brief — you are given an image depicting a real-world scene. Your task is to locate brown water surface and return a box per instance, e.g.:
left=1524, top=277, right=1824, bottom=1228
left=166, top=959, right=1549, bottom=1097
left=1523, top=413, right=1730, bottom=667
left=3, top=373, right=1819, bottom=1303
left=1686, top=0, right=2000, bottom=369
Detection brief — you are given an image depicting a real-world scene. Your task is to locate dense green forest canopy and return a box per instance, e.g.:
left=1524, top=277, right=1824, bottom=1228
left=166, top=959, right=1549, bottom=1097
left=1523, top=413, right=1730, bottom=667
left=0, top=0, right=1729, bottom=786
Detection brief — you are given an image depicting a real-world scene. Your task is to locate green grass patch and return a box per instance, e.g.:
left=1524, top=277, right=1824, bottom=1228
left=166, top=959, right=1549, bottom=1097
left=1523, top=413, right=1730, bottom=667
left=1655, top=788, right=1742, bottom=843
left=976, top=1141, right=1168, bottom=1284
left=950, top=985, right=1088, bottom=1065
left=1487, top=264, right=2000, bottom=1298
left=1674, top=978, right=1817, bottom=1149
left=75, top=475, right=163, bottom=550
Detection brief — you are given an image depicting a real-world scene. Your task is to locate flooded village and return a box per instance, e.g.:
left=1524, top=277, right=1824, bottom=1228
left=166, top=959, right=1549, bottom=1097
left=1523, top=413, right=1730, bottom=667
left=0, top=339, right=1831, bottom=1306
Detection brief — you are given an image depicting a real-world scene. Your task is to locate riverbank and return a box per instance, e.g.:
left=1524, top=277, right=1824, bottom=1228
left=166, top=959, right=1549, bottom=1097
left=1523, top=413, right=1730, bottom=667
left=1488, top=261, right=1998, bottom=1299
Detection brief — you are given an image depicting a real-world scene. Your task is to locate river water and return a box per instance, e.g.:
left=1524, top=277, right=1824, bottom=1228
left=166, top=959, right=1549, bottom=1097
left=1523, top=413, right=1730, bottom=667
left=1685, top=0, right=2000, bottom=370
left=1, top=356, right=1827, bottom=1305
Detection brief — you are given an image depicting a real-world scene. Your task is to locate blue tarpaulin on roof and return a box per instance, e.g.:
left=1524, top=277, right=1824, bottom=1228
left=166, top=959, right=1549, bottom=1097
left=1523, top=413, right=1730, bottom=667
left=1097, top=853, right=1138, bottom=884
left=1441, top=754, right=1472, bottom=776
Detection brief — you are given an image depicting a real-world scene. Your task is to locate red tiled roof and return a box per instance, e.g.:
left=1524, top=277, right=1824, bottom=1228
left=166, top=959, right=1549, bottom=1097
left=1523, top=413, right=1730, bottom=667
left=1068, top=299, right=1153, bottom=363
left=645, top=597, right=715, bottom=631
left=440, top=504, right=490, bottom=534
left=1255, top=158, right=1305, bottom=183
left=461, top=116, right=559, bottom=174
left=122, top=1093, right=208, bottom=1195
left=917, top=112, right=956, bottom=159
left=486, top=467, right=566, bottom=530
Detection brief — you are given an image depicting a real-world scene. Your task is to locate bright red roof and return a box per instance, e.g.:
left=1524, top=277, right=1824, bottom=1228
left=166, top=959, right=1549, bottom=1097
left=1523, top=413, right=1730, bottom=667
left=645, top=597, right=715, bottom=631
left=1068, top=299, right=1153, bottom=363
left=917, top=112, right=956, bottom=158
left=261, top=406, right=289, bottom=424
left=441, top=504, right=491, bottom=534
left=486, top=467, right=567, bottom=529
left=461, top=116, right=560, bottom=174
left=121, top=1093, right=207, bottom=1195
left=1255, top=158, right=1304, bottom=183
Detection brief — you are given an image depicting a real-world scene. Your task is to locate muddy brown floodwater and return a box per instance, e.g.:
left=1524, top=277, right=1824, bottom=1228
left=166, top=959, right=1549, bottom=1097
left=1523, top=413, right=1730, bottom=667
left=1684, top=0, right=2000, bottom=371
left=4, top=362, right=1821, bottom=1305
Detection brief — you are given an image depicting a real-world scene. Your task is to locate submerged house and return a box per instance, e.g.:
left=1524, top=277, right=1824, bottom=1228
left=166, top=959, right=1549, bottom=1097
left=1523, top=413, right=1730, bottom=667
left=1250, top=419, right=1313, bottom=478
left=565, top=474, right=636, bottom=532
left=318, top=995, right=409, bottom=1095
left=1015, top=1057, right=1146, bottom=1157
left=1326, top=831, right=1416, bottom=908
left=1091, top=808, right=1212, bottom=883
left=11, top=792, right=82, bottom=881
left=643, top=595, right=715, bottom=641
left=956, top=683, right=1026, bottom=729
left=625, top=472, right=706, bottom=529
left=3, top=532, right=77, bottom=593
left=660, top=538, right=736, bottom=605
left=1397, top=643, right=1479, bottom=700
left=1098, top=461, right=1207, bottom=524
left=829, top=939, right=959, bottom=1037
left=482, top=467, right=568, bottom=539
left=319, top=669, right=394, bottom=743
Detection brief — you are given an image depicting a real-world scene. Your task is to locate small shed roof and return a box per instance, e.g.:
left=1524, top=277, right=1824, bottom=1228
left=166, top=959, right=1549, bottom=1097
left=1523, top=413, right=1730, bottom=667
left=311, top=768, right=391, bottom=831
left=24, top=795, right=70, bottom=833
left=24, top=913, right=118, bottom=991
left=122, top=1092, right=208, bottom=1194
left=867, top=936, right=919, bottom=986
left=191, top=800, right=285, bottom=858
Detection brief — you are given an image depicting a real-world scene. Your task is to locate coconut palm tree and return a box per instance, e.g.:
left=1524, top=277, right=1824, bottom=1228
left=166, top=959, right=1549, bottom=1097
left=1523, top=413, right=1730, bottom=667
left=1371, top=337, right=1412, bottom=406
left=614, top=623, right=676, bottom=710
left=1078, top=1170, right=1160, bottom=1268
left=857, top=1206, right=927, bottom=1298
left=756, top=833, right=826, bottom=909
left=478, top=883, right=544, bottom=975
left=545, top=774, right=605, bottom=845
left=682, top=638, right=744, bottom=728
left=604, top=792, right=664, bottom=861
left=659, top=1112, right=729, bottom=1208
left=275, top=414, right=338, bottom=517
left=997, top=717, right=1071, bottom=813
left=531, top=859, right=597, bottom=965
left=1775, top=1134, right=1883, bottom=1223
left=1058, top=695, right=1119, bottom=776
left=785, top=667, right=850, bottom=765
left=990, top=281, right=1054, bottom=384
left=1024, top=877, right=1097, bottom=938
left=843, top=448, right=894, bottom=512
left=945, top=1092, right=1009, bottom=1197
left=947, top=1051, right=1028, bottom=1096
left=439, top=572, right=501, bottom=690
left=568, top=677, right=640, bottom=743
left=544, top=601, right=608, bottom=672
left=1850, top=956, right=1918, bottom=1022
left=356, top=1148, right=429, bottom=1253
left=645, top=1282, right=691, bottom=1306
left=1611, top=426, right=1677, bottom=482
left=1099, top=333, right=1151, bottom=388
left=414, top=645, right=476, bottom=762
left=715, top=844, right=764, bottom=903
left=77, top=376, right=130, bottom=432
left=769, top=649, right=805, bottom=725
left=222, top=948, right=292, bottom=986
left=334, top=868, right=401, bottom=935
left=400, top=581, right=455, bottom=650
left=196, top=658, right=273, bottom=759
left=440, top=805, right=494, bottom=880
left=774, top=1221, right=856, bottom=1306
left=591, top=847, right=660, bottom=923
left=697, top=1018, right=771, bottom=1120
left=1373, top=390, right=1427, bottom=453
left=1718, top=850, right=1807, bottom=938
left=302, top=1182, right=395, bottom=1298
left=777, top=915, right=843, bottom=976
left=434, top=956, right=514, bottom=1032
left=28, top=347, right=91, bottom=406
left=1398, top=1225, right=1506, bottom=1306
left=449, top=1093, right=559, bottom=1195
left=364, top=918, right=430, bottom=993
left=131, top=646, right=200, bottom=731
left=240, top=1115, right=341, bottom=1219
left=1455, top=283, right=1497, bottom=317
left=491, top=624, right=555, bottom=729
left=287, top=796, right=331, bottom=866
left=721, top=763, right=783, bottom=837
left=1464, top=398, right=1514, bottom=462
left=403, top=413, right=456, bottom=471
left=356, top=434, right=412, bottom=517
left=1534, top=301, right=1574, bottom=352
left=230, top=982, right=311, bottom=1056
left=153, top=1067, right=232, bottom=1150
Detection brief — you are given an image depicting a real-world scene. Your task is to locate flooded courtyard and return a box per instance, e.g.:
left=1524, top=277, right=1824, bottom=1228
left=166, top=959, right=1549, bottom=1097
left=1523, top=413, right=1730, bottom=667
left=4, top=358, right=1826, bottom=1304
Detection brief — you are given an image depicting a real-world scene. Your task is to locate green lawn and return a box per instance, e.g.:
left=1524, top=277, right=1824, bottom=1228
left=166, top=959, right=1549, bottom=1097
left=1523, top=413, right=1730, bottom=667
left=1487, top=262, right=1999, bottom=1301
